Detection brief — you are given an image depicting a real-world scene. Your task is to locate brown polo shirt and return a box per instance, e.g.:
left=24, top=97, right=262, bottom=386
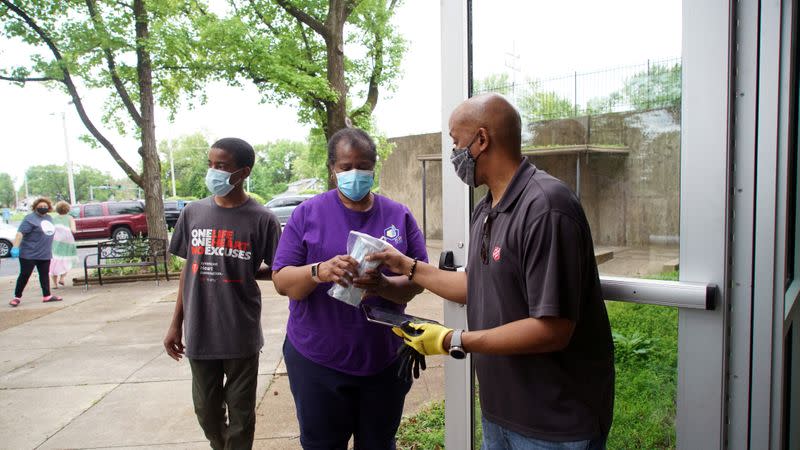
left=467, top=161, right=614, bottom=441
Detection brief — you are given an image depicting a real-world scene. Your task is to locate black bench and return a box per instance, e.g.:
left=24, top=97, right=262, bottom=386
left=83, top=237, right=169, bottom=289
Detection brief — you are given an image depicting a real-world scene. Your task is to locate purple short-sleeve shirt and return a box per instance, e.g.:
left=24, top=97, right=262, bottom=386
left=272, top=190, right=428, bottom=376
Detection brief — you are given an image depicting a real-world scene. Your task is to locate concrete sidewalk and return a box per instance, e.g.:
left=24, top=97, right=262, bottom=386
left=0, top=269, right=445, bottom=449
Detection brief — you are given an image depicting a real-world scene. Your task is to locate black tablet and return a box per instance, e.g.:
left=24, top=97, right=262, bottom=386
left=362, top=304, right=439, bottom=328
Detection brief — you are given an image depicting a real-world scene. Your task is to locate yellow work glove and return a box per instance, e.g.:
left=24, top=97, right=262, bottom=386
left=392, top=322, right=452, bottom=356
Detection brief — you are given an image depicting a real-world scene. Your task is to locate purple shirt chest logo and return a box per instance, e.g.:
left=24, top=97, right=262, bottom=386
left=382, top=224, right=402, bottom=244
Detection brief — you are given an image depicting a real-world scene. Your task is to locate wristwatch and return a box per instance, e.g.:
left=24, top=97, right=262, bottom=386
left=311, top=263, right=322, bottom=283
left=449, top=329, right=467, bottom=359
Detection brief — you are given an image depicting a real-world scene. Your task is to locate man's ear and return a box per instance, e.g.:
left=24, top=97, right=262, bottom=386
left=478, top=127, right=490, bottom=151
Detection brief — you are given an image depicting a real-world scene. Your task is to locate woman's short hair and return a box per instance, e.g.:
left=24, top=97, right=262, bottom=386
left=55, top=201, right=71, bottom=215
left=211, top=137, right=256, bottom=169
left=31, top=197, right=53, bottom=212
left=327, top=128, right=377, bottom=167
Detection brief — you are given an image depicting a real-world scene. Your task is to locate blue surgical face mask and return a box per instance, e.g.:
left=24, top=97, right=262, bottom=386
left=336, top=169, right=374, bottom=202
left=205, top=168, right=242, bottom=197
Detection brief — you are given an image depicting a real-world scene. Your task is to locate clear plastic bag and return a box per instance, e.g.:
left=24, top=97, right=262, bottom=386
left=327, top=231, right=390, bottom=307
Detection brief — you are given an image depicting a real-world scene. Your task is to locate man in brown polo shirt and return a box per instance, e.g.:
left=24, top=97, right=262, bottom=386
left=369, top=93, right=614, bottom=449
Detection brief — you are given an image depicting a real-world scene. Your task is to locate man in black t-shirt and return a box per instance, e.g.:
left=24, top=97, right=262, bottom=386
left=370, top=94, right=614, bottom=449
left=163, top=138, right=281, bottom=450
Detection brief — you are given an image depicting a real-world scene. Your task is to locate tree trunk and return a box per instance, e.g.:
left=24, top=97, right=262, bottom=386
left=134, top=0, right=167, bottom=242
left=324, top=0, right=349, bottom=189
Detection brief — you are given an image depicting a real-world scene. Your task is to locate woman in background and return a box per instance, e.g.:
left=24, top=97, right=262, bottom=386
left=49, top=201, right=78, bottom=288
left=9, top=197, right=63, bottom=306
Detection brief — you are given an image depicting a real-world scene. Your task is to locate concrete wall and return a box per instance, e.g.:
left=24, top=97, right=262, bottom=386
left=381, top=107, right=681, bottom=247
left=529, top=108, right=681, bottom=246
left=380, top=132, right=443, bottom=240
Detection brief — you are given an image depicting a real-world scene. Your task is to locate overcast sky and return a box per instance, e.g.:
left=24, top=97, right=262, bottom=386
left=0, top=0, right=680, bottom=189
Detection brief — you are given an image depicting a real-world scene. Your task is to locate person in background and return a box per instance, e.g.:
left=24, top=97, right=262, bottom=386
left=2, top=207, right=10, bottom=224
left=49, top=201, right=78, bottom=289
left=271, top=127, right=428, bottom=450
left=9, top=197, right=63, bottom=307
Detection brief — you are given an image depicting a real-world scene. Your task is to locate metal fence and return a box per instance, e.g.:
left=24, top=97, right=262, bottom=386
left=473, top=57, right=682, bottom=122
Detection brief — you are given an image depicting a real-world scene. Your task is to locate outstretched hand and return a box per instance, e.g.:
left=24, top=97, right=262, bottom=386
left=392, top=322, right=453, bottom=356
left=318, top=255, right=360, bottom=287
left=353, top=269, right=389, bottom=296
left=366, top=246, right=413, bottom=276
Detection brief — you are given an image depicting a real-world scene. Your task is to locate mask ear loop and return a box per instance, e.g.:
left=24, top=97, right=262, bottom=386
left=228, top=168, right=246, bottom=187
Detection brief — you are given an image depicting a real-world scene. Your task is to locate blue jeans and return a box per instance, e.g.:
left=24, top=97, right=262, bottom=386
left=481, top=417, right=607, bottom=450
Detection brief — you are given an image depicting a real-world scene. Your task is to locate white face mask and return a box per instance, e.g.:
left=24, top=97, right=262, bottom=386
left=205, top=168, right=241, bottom=197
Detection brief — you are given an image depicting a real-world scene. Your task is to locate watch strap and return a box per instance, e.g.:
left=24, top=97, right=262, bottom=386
left=311, top=262, right=321, bottom=283
left=450, top=329, right=463, bottom=349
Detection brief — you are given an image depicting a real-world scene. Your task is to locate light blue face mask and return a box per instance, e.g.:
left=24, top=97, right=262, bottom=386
left=205, top=168, right=241, bottom=197
left=336, top=169, right=374, bottom=202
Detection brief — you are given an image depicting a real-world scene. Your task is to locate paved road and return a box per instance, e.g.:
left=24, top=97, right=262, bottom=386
left=0, top=247, right=94, bottom=278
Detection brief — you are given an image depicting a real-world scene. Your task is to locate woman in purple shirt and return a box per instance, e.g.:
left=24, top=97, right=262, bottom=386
left=272, top=128, right=428, bottom=449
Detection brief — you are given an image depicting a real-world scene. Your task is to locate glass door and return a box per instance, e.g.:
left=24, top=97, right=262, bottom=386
left=440, top=1, right=738, bottom=448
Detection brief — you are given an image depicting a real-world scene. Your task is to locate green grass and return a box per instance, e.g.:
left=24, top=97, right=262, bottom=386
left=396, top=401, right=445, bottom=450
left=606, top=301, right=677, bottom=449
left=396, top=271, right=679, bottom=449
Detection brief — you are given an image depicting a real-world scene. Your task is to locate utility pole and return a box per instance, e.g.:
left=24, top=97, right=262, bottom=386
left=60, top=112, right=76, bottom=205
left=168, top=145, right=177, bottom=198
left=51, top=111, right=76, bottom=204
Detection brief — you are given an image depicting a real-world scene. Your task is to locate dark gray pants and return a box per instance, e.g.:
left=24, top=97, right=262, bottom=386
left=189, top=354, right=259, bottom=450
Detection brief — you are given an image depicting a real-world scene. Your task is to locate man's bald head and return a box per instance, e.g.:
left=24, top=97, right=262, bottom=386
left=450, top=93, right=522, bottom=154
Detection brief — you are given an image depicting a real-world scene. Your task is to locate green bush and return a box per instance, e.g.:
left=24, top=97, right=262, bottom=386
left=247, top=192, right=266, bottom=204
left=396, top=401, right=445, bottom=450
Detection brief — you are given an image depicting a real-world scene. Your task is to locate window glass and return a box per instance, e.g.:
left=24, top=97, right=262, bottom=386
left=84, top=204, right=103, bottom=218
left=470, top=1, right=681, bottom=447
left=108, top=202, right=143, bottom=215
left=69, top=206, right=80, bottom=218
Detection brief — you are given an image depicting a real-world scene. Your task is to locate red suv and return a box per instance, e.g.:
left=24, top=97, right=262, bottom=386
left=70, top=201, right=148, bottom=241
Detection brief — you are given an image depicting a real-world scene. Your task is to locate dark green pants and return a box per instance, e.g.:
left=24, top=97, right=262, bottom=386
left=189, top=354, right=259, bottom=450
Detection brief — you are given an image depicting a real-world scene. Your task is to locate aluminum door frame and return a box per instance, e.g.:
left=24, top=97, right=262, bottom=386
left=440, top=1, right=735, bottom=448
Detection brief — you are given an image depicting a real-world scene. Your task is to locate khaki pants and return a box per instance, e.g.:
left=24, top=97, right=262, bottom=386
left=189, top=354, right=259, bottom=450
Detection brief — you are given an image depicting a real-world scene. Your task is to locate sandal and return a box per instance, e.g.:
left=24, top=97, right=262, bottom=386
left=9, top=298, right=20, bottom=307
left=42, top=295, right=63, bottom=303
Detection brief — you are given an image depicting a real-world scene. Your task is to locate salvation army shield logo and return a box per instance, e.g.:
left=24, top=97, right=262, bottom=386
left=492, top=246, right=501, bottom=261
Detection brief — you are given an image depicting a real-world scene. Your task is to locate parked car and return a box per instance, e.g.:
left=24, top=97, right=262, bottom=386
left=70, top=201, right=148, bottom=241
left=163, top=200, right=190, bottom=228
left=265, top=194, right=314, bottom=225
left=0, top=222, right=16, bottom=257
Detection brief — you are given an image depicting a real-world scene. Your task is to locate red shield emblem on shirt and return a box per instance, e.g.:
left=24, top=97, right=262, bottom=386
left=492, top=246, right=501, bottom=261
left=192, top=263, right=199, bottom=274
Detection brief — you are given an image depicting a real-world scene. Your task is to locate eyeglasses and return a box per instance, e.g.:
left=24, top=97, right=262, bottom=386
left=480, top=213, right=495, bottom=265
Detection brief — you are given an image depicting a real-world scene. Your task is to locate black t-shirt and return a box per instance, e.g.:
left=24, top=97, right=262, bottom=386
left=169, top=197, right=282, bottom=359
left=467, top=161, right=614, bottom=441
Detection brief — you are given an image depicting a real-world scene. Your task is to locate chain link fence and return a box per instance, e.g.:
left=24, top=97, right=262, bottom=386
left=473, top=57, right=681, bottom=123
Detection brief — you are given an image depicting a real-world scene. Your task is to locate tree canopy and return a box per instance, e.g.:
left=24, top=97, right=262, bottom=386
left=0, top=0, right=207, bottom=239
left=0, top=173, right=14, bottom=208
left=20, top=164, right=117, bottom=203
left=193, top=0, right=405, bottom=185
